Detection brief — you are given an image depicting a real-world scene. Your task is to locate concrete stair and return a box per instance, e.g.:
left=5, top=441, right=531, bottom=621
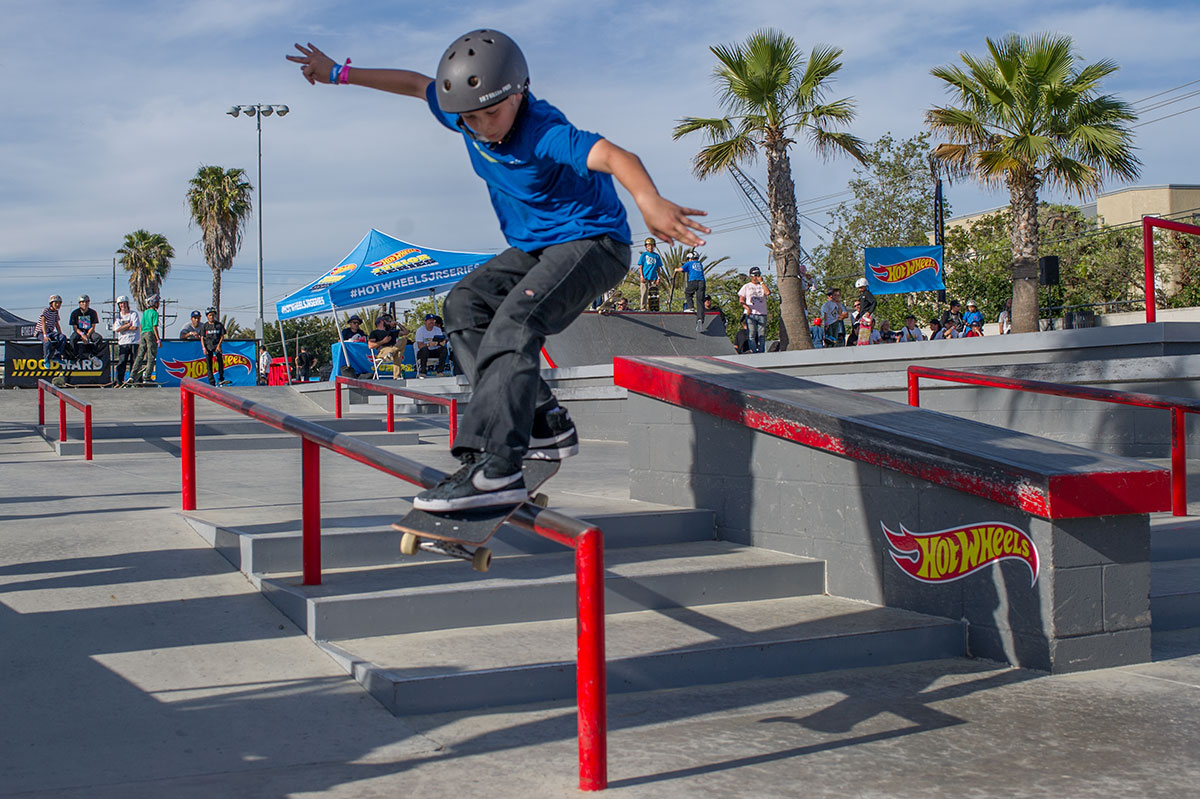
left=1151, top=516, right=1200, bottom=631
left=322, top=595, right=965, bottom=714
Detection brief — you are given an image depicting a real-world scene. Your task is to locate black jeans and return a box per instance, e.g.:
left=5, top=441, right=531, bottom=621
left=417, top=345, right=447, bottom=373
left=683, top=280, right=706, bottom=323
left=205, top=348, right=224, bottom=383
left=444, top=235, right=630, bottom=462
left=115, top=343, right=137, bottom=383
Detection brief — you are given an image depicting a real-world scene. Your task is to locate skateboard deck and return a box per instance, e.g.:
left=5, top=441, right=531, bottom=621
left=647, top=285, right=660, bottom=312
left=392, top=458, right=560, bottom=571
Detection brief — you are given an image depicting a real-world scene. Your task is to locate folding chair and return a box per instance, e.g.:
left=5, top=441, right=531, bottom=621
left=369, top=349, right=398, bottom=380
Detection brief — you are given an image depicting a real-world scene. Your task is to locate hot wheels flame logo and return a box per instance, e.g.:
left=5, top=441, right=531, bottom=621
left=163, top=353, right=253, bottom=380
left=870, top=256, right=939, bottom=284
left=370, top=247, right=438, bottom=275
left=883, top=521, right=1040, bottom=586
left=310, top=262, right=358, bottom=291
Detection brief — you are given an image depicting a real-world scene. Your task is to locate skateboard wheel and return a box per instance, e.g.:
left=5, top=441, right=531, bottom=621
left=532, top=492, right=549, bottom=508
left=472, top=546, right=492, bottom=573
left=400, top=532, right=420, bottom=556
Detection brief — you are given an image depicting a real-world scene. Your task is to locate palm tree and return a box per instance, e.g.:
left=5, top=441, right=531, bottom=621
left=116, top=230, right=174, bottom=308
left=927, top=33, right=1139, bottom=333
left=674, top=29, right=865, bottom=349
left=185, top=165, right=254, bottom=318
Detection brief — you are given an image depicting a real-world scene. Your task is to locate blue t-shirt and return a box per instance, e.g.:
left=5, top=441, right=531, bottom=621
left=638, top=251, right=662, bottom=281
left=963, top=309, right=984, bottom=326
left=426, top=84, right=631, bottom=252
left=681, top=259, right=705, bottom=282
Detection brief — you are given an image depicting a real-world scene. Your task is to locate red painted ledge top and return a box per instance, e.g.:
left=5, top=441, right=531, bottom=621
left=614, top=356, right=1170, bottom=520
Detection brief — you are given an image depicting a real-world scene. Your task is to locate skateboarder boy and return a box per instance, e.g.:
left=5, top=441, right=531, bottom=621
left=637, top=238, right=662, bottom=310
left=201, top=307, right=229, bottom=386
left=289, top=30, right=708, bottom=511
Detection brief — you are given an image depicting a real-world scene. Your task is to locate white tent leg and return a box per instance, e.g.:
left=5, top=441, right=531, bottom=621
left=277, top=319, right=292, bottom=386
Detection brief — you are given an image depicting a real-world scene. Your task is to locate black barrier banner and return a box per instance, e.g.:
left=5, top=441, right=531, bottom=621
left=3, top=341, right=111, bottom=388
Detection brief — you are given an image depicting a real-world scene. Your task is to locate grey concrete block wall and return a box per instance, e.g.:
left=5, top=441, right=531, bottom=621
left=626, top=394, right=1153, bottom=673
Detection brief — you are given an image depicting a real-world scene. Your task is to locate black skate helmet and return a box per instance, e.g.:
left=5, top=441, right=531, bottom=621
left=435, top=29, right=529, bottom=114
left=206, top=306, right=217, bottom=316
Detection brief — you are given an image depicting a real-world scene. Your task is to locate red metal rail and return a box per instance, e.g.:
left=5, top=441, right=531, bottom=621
left=1143, top=216, right=1200, bottom=323
left=907, top=365, right=1200, bottom=516
left=37, top=379, right=93, bottom=460
left=178, top=377, right=607, bottom=790
left=334, top=376, right=458, bottom=446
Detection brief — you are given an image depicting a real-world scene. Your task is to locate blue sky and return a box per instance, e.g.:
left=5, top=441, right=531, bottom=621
left=2, top=0, right=1197, bottom=329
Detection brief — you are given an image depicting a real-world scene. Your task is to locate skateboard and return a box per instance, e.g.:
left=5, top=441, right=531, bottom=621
left=392, top=459, right=559, bottom=572
left=647, top=285, right=660, bottom=312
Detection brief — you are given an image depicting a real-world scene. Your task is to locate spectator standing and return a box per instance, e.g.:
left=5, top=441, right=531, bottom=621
left=295, top=345, right=317, bottom=381
left=897, top=314, right=926, bottom=342
left=962, top=299, right=984, bottom=328
left=820, top=287, right=850, bottom=347
left=854, top=277, right=876, bottom=347
left=941, top=300, right=965, bottom=337
left=68, top=295, right=104, bottom=359
left=734, top=316, right=752, bottom=353
left=676, top=250, right=707, bottom=332
left=201, top=307, right=229, bottom=386
left=341, top=315, right=367, bottom=342
left=179, top=311, right=203, bottom=341
left=129, top=294, right=161, bottom=383
left=111, top=296, right=140, bottom=385
left=637, top=238, right=662, bottom=310
left=35, top=294, right=67, bottom=365
left=258, top=347, right=272, bottom=384
left=997, top=298, right=1013, bottom=335
left=414, top=313, right=448, bottom=377
left=809, top=316, right=824, bottom=348
left=737, top=266, right=771, bottom=353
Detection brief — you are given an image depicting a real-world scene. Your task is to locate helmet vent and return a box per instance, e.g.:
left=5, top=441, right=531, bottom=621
left=443, top=79, right=452, bottom=90
left=482, top=37, right=494, bottom=44
left=447, top=51, right=455, bottom=60
left=467, top=75, right=479, bottom=87
left=467, top=48, right=475, bottom=56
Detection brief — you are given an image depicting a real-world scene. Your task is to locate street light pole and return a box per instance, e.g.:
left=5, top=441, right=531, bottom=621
left=227, top=103, right=289, bottom=345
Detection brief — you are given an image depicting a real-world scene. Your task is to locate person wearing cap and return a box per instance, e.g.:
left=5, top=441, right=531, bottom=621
left=68, top=295, right=104, bottom=359
left=288, top=29, right=708, bottom=511
left=111, top=296, right=140, bottom=385
left=201, top=307, right=230, bottom=385
left=853, top=277, right=877, bottom=348
left=129, top=294, right=161, bottom=383
left=341, top=314, right=367, bottom=342
left=35, top=294, right=67, bottom=365
left=897, top=313, right=926, bottom=343
left=819, top=287, right=850, bottom=347
left=637, top=238, right=663, bottom=311
left=675, top=250, right=708, bottom=332
left=414, top=314, right=448, bottom=378
left=941, top=299, right=965, bottom=336
left=809, top=315, right=824, bottom=348
left=367, top=316, right=402, bottom=377
left=737, top=267, right=771, bottom=353
left=963, top=299, right=984, bottom=328
left=179, top=310, right=204, bottom=341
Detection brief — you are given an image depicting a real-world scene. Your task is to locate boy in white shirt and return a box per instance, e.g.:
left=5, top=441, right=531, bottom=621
left=414, top=314, right=448, bottom=378
left=112, top=296, right=140, bottom=385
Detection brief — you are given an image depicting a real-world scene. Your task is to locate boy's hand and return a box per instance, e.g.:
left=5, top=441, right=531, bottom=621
left=288, top=43, right=336, bottom=85
left=635, top=194, right=709, bottom=248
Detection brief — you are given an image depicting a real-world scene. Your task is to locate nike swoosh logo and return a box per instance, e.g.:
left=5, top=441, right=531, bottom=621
left=472, top=470, right=522, bottom=492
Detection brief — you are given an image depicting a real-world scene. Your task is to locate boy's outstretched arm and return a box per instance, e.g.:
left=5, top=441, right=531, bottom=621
left=287, top=43, right=432, bottom=98
left=587, top=139, right=709, bottom=248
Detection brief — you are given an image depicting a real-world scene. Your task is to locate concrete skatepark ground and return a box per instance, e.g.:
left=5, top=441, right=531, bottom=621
left=2, top=379, right=1200, bottom=797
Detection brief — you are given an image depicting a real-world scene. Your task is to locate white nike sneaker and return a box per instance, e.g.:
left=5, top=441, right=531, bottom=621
left=412, top=452, right=527, bottom=512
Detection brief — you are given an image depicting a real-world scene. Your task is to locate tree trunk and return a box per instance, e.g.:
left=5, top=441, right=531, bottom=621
left=763, top=131, right=812, bottom=350
left=1008, top=174, right=1041, bottom=334
left=211, top=268, right=222, bottom=319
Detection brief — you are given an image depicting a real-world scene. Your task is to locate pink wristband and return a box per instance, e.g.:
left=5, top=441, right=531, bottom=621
left=338, top=58, right=351, bottom=85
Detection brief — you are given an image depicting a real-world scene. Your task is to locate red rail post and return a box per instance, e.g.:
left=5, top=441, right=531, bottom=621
left=38, top=382, right=45, bottom=426
left=1172, top=407, right=1187, bottom=516
left=334, top=379, right=343, bottom=419
left=83, top=404, right=93, bottom=461
left=907, top=372, right=920, bottom=407
left=301, top=438, right=322, bottom=585
left=58, top=397, right=67, bottom=443
left=449, top=398, right=458, bottom=446
left=387, top=394, right=395, bottom=433
left=181, top=388, right=196, bottom=511
left=575, top=527, right=607, bottom=791
left=1144, top=219, right=1157, bottom=323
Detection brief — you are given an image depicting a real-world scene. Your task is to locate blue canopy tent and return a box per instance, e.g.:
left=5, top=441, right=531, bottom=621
left=274, top=229, right=493, bottom=377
